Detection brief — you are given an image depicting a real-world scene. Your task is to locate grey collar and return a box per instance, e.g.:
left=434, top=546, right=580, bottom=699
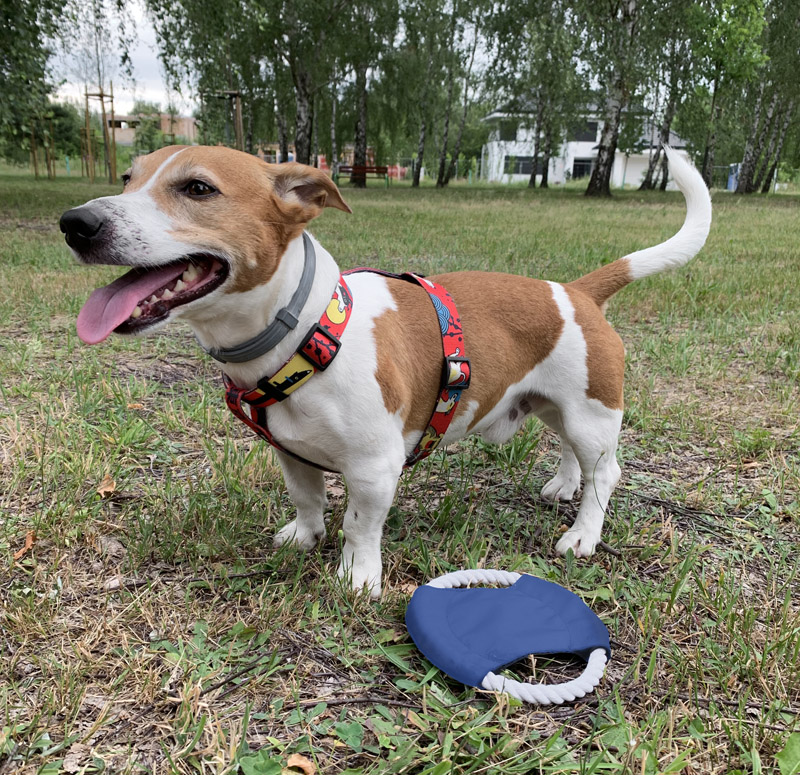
left=203, top=232, right=317, bottom=364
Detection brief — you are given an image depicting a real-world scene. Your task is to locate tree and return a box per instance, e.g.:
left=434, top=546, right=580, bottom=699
left=577, top=0, right=650, bottom=197
left=489, top=0, right=585, bottom=190
left=735, top=0, right=800, bottom=194
left=0, top=0, right=61, bottom=162
left=341, top=0, right=399, bottom=186
left=693, top=0, right=766, bottom=187
left=638, top=0, right=698, bottom=191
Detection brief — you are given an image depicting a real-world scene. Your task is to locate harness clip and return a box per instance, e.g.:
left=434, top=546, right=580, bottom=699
left=443, top=356, right=471, bottom=391
left=299, top=324, right=342, bottom=371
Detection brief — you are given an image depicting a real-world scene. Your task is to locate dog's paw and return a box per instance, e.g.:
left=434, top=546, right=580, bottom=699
left=555, top=526, right=600, bottom=558
left=541, top=474, right=580, bottom=503
left=273, top=519, right=325, bottom=550
left=337, top=549, right=382, bottom=600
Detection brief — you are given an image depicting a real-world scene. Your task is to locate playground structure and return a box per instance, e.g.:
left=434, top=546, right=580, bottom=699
left=82, top=84, right=117, bottom=184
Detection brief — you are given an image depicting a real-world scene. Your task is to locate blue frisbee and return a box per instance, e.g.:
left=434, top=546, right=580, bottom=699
left=405, top=569, right=610, bottom=704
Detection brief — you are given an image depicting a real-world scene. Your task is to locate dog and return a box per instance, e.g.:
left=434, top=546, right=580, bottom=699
left=60, top=145, right=711, bottom=598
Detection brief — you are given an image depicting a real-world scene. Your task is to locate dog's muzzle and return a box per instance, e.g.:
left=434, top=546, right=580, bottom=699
left=60, top=206, right=105, bottom=253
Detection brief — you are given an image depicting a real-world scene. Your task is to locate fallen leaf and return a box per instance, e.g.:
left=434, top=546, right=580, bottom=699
left=12, top=530, right=36, bottom=561
left=286, top=753, right=316, bottom=775
left=97, top=474, right=116, bottom=499
left=97, top=535, right=127, bottom=561
left=127, top=403, right=144, bottom=410
left=62, top=743, right=90, bottom=773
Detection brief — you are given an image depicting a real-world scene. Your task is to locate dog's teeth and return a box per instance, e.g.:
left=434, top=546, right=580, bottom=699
left=174, top=279, right=187, bottom=292
left=161, top=288, right=175, bottom=300
left=182, top=265, right=199, bottom=282
left=148, top=295, right=158, bottom=304
left=131, top=306, right=142, bottom=318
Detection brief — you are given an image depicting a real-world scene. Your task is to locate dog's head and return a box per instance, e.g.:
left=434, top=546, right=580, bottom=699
left=62, top=145, right=351, bottom=344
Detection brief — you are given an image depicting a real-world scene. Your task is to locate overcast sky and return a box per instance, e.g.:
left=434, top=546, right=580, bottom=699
left=55, top=3, right=196, bottom=117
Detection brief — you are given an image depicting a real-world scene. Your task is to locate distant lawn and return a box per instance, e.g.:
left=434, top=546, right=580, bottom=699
left=1, top=170, right=799, bottom=774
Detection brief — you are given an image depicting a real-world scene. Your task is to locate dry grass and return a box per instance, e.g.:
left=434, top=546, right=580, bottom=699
left=1, top=172, right=799, bottom=774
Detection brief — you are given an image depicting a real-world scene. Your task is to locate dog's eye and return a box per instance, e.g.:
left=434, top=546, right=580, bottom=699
left=121, top=172, right=131, bottom=187
left=183, top=180, right=217, bottom=198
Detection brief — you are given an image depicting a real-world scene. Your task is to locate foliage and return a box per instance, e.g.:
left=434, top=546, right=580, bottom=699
left=0, top=0, right=62, bottom=162
left=131, top=100, right=164, bottom=156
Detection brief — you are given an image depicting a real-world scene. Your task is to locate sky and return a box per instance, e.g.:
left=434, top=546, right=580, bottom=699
left=54, top=3, right=196, bottom=117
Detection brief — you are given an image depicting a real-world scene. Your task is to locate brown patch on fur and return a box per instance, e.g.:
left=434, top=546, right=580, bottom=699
left=567, top=257, right=633, bottom=307
left=565, top=286, right=625, bottom=410
left=373, top=272, right=565, bottom=437
left=120, top=147, right=350, bottom=295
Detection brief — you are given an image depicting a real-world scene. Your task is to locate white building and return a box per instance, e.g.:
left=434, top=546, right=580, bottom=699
left=480, top=108, right=689, bottom=189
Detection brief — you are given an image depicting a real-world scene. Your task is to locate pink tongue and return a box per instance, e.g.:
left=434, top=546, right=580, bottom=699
left=77, top=263, right=188, bottom=344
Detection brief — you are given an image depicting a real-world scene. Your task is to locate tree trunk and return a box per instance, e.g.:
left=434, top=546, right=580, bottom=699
left=585, top=0, right=636, bottom=197
left=640, top=91, right=677, bottom=190
left=436, top=64, right=456, bottom=188
left=276, top=100, right=289, bottom=163
left=351, top=62, right=368, bottom=188
left=760, top=99, right=794, bottom=193
left=658, top=150, right=670, bottom=190
left=330, top=84, right=338, bottom=175
left=528, top=97, right=544, bottom=188
left=246, top=100, right=254, bottom=155
left=753, top=102, right=782, bottom=191
left=701, top=76, right=720, bottom=187
left=413, top=115, right=427, bottom=187
left=540, top=119, right=553, bottom=188
left=736, top=79, right=768, bottom=194
left=445, top=20, right=479, bottom=187
left=436, top=3, right=459, bottom=188
left=585, top=86, right=623, bottom=197
left=745, top=90, right=778, bottom=193
left=292, top=62, right=313, bottom=165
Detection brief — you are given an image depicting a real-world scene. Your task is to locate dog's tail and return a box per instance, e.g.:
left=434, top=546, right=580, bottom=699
left=568, top=146, right=712, bottom=307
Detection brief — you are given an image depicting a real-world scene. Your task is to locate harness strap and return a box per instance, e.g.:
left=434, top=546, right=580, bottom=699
left=223, top=269, right=470, bottom=471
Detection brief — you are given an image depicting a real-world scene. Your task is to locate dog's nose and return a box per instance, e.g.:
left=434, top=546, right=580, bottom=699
left=59, top=207, right=104, bottom=251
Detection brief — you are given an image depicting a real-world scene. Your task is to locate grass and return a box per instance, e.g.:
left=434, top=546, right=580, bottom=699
left=1, top=170, right=799, bottom=775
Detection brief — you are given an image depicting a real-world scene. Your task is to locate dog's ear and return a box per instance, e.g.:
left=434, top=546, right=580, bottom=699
left=268, top=162, right=352, bottom=220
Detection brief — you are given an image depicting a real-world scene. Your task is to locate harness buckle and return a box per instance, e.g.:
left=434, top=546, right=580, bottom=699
left=254, top=377, right=291, bottom=403
left=299, top=324, right=342, bottom=371
left=443, top=356, right=471, bottom=391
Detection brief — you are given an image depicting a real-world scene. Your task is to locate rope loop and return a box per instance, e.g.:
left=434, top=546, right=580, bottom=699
left=424, top=568, right=608, bottom=706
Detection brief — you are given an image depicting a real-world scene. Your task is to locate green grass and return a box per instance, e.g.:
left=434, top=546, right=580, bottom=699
left=1, top=171, right=799, bottom=774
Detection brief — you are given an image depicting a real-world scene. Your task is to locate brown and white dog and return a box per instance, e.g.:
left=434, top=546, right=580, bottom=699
left=61, top=145, right=711, bottom=597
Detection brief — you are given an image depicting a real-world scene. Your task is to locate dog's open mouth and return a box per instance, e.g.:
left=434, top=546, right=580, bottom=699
left=77, top=255, right=228, bottom=344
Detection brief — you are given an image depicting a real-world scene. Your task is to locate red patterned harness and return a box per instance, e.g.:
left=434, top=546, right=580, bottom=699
left=224, top=270, right=471, bottom=472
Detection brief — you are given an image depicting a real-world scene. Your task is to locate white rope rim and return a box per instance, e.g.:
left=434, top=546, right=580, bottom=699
left=426, top=569, right=608, bottom=705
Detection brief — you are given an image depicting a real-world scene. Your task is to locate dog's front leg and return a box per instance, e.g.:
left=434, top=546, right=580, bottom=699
left=337, top=460, right=403, bottom=599
left=273, top=452, right=328, bottom=550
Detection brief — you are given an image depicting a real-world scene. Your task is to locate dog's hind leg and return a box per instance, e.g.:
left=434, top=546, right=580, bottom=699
left=273, top=452, right=328, bottom=550
left=532, top=402, right=582, bottom=503
left=554, top=401, right=622, bottom=558
left=337, top=457, right=403, bottom=599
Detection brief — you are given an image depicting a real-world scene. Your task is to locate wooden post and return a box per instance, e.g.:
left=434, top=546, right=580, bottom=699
left=43, top=125, right=52, bottom=179
left=234, top=93, right=244, bottom=151
left=109, top=81, right=117, bottom=183
left=49, top=119, right=57, bottom=178
left=30, top=124, right=39, bottom=179
left=98, top=90, right=112, bottom=184
left=85, top=90, right=95, bottom=183
left=80, top=129, right=87, bottom=177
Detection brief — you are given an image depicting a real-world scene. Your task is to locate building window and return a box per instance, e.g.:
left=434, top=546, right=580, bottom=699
left=499, top=120, right=518, bottom=142
left=572, top=158, right=594, bottom=179
left=571, top=121, right=598, bottom=142
left=503, top=156, right=545, bottom=175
